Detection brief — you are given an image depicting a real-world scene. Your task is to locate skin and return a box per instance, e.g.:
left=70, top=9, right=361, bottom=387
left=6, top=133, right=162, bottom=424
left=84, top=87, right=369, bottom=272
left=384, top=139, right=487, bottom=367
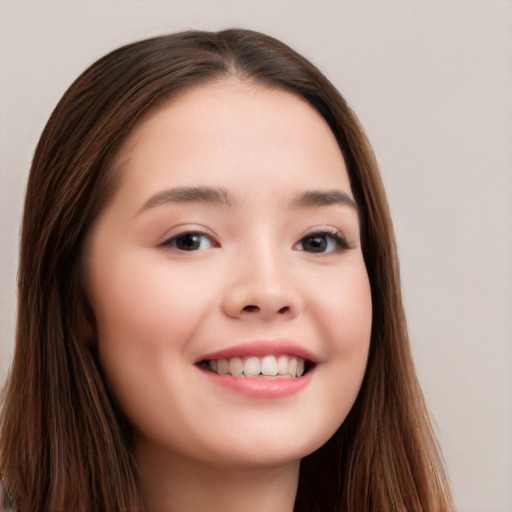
left=86, top=80, right=372, bottom=512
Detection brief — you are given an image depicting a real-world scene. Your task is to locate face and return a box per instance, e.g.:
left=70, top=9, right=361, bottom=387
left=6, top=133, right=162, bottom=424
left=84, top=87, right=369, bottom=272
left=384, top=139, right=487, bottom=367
left=86, top=80, right=372, bottom=469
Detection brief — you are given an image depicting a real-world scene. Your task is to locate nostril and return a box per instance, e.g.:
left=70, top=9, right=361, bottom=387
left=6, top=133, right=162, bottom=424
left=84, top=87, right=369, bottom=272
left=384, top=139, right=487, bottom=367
left=243, top=305, right=260, bottom=313
left=240, top=304, right=291, bottom=315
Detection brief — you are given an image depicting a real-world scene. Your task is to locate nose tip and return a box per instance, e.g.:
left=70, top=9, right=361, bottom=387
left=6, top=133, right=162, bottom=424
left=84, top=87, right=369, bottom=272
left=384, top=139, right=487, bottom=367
left=221, top=241, right=304, bottom=321
left=222, top=283, right=302, bottom=321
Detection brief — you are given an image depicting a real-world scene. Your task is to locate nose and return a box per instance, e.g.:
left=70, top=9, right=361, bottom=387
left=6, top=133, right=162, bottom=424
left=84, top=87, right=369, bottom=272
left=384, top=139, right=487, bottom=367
left=221, top=247, right=303, bottom=322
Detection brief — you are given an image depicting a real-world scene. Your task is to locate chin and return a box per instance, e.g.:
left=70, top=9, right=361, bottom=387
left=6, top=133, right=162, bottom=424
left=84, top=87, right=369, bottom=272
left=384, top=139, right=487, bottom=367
left=202, top=425, right=338, bottom=470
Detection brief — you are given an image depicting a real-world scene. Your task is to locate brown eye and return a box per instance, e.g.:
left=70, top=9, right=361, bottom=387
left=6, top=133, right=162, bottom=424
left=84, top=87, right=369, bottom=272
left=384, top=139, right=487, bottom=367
left=165, top=232, right=213, bottom=251
left=301, top=235, right=328, bottom=252
left=296, top=230, right=348, bottom=253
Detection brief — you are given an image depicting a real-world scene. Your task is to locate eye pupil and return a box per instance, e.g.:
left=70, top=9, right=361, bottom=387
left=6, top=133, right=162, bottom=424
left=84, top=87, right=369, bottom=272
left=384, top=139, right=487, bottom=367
left=176, top=233, right=201, bottom=250
left=304, top=236, right=327, bottom=252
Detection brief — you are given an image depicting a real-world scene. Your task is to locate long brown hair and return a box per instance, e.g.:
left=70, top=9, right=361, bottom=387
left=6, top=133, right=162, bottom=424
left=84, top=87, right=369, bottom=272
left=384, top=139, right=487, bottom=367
left=0, top=29, right=455, bottom=511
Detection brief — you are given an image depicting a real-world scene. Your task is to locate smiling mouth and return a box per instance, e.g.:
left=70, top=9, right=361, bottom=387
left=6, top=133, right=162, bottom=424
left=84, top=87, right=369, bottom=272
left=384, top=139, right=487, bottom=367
left=199, top=354, right=313, bottom=378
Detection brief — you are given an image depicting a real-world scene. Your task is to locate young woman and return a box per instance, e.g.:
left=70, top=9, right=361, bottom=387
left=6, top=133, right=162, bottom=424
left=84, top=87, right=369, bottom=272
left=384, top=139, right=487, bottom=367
left=0, top=29, right=455, bottom=511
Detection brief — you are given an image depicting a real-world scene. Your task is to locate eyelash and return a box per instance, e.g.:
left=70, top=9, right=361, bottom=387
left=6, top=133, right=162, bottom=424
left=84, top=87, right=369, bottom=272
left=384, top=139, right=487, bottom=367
left=160, top=231, right=217, bottom=251
left=160, top=227, right=349, bottom=253
left=295, top=228, right=349, bottom=253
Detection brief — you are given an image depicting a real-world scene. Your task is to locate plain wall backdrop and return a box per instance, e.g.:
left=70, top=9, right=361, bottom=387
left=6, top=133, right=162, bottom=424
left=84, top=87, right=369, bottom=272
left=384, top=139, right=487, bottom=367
left=1, top=1, right=511, bottom=511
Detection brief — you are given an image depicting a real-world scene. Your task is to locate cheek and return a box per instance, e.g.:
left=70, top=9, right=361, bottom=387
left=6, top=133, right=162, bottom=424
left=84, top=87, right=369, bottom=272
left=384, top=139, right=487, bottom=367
left=88, top=254, right=216, bottom=407
left=313, top=261, right=372, bottom=422
left=91, top=251, right=215, bottom=345
left=316, top=260, right=373, bottom=354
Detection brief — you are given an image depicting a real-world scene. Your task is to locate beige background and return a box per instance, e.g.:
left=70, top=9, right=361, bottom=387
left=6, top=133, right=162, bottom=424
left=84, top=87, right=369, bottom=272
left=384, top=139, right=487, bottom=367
left=1, top=1, right=511, bottom=510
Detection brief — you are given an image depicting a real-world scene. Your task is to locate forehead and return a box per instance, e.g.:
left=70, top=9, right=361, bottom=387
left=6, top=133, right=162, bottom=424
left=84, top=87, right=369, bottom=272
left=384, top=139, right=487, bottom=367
left=114, top=79, right=352, bottom=206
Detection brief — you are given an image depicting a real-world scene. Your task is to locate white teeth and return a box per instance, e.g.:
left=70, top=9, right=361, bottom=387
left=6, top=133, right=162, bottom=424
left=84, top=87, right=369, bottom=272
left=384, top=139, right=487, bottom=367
left=296, top=358, right=305, bottom=377
left=205, top=354, right=307, bottom=378
left=288, top=358, right=297, bottom=377
left=261, top=355, right=278, bottom=376
left=277, top=355, right=289, bottom=375
left=229, top=357, right=244, bottom=377
left=243, top=356, right=261, bottom=377
left=217, top=358, right=229, bottom=375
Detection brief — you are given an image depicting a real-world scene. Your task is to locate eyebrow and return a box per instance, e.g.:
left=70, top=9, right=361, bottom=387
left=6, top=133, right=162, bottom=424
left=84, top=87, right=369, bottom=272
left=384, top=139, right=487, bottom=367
left=138, top=186, right=236, bottom=214
left=291, top=190, right=358, bottom=211
left=137, top=186, right=358, bottom=215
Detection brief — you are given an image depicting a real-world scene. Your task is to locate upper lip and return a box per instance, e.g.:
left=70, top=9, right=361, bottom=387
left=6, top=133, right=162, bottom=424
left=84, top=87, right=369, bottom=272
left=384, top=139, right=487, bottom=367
left=197, top=339, right=319, bottom=364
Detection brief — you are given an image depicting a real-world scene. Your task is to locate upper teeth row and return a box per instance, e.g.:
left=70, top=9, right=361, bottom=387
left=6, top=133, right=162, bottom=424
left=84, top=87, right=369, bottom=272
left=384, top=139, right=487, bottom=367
left=208, top=355, right=305, bottom=378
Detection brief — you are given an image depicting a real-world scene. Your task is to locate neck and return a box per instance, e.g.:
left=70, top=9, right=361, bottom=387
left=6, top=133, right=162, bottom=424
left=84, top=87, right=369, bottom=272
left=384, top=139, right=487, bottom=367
left=136, top=441, right=300, bottom=512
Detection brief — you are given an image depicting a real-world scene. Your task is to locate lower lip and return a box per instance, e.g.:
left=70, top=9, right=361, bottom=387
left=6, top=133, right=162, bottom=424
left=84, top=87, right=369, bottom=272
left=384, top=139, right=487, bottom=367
left=200, top=368, right=313, bottom=398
